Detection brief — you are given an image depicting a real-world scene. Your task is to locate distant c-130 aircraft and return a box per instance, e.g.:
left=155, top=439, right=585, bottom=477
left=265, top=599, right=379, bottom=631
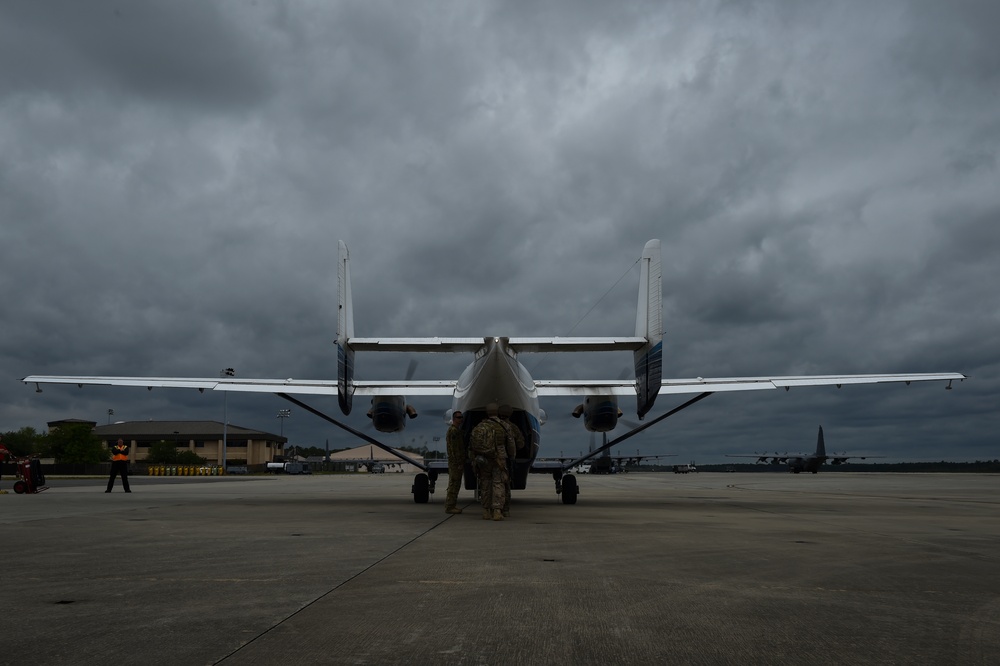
left=727, top=425, right=885, bottom=473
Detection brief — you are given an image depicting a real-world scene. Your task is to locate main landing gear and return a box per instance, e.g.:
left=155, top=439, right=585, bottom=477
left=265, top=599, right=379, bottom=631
left=411, top=471, right=437, bottom=503
left=553, top=471, right=578, bottom=505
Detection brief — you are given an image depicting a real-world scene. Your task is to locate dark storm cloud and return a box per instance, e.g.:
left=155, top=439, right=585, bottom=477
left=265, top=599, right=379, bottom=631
left=0, top=0, right=271, bottom=107
left=2, top=1, right=997, bottom=463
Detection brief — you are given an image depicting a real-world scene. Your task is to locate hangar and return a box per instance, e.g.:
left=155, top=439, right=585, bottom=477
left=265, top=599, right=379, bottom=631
left=43, top=420, right=425, bottom=472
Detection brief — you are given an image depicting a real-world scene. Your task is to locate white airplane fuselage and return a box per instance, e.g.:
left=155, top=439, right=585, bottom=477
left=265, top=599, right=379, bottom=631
left=453, top=338, right=539, bottom=414
left=452, top=337, right=542, bottom=476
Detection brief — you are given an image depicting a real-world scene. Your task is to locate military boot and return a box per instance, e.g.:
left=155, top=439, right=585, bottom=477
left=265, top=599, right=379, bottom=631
left=445, top=505, right=463, bottom=514
left=482, top=508, right=491, bottom=520
left=492, top=509, right=504, bottom=521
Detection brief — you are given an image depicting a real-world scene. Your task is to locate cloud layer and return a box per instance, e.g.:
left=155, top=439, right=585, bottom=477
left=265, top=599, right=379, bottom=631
left=3, top=1, right=996, bottom=462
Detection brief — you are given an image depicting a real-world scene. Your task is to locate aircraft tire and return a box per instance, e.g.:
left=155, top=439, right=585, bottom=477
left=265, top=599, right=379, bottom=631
left=412, top=473, right=430, bottom=504
left=561, top=474, right=578, bottom=505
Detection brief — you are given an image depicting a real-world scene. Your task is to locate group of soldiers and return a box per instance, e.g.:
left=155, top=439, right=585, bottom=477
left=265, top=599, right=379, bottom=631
left=445, top=402, right=524, bottom=521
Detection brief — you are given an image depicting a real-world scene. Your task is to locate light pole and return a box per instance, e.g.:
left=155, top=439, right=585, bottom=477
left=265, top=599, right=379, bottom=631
left=221, top=368, right=235, bottom=468
left=277, top=409, right=291, bottom=460
left=277, top=409, right=291, bottom=437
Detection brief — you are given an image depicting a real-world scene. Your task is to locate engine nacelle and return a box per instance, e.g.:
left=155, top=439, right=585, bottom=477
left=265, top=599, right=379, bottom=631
left=367, top=396, right=417, bottom=433
left=571, top=395, right=621, bottom=433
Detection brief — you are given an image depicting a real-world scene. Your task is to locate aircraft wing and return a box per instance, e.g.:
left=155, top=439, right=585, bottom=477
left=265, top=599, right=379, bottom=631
left=615, top=454, right=676, bottom=464
left=21, top=375, right=459, bottom=397
left=725, top=453, right=790, bottom=463
left=529, top=458, right=574, bottom=471
left=826, top=454, right=886, bottom=463
left=535, top=372, right=965, bottom=397
left=23, top=375, right=342, bottom=395
left=23, top=371, right=963, bottom=401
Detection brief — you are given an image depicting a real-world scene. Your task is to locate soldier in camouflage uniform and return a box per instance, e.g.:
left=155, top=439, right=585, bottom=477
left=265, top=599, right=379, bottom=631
left=469, top=402, right=516, bottom=521
left=497, top=404, right=524, bottom=517
left=444, top=411, right=466, bottom=514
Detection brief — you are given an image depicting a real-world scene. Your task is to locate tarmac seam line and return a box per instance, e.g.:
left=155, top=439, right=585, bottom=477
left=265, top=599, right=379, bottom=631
left=211, top=511, right=457, bottom=664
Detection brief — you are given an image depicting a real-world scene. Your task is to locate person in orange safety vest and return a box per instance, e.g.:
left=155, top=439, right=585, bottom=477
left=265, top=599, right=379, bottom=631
left=106, top=438, right=131, bottom=493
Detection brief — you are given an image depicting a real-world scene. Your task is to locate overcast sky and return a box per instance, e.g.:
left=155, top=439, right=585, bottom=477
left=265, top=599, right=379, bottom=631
left=2, top=1, right=997, bottom=465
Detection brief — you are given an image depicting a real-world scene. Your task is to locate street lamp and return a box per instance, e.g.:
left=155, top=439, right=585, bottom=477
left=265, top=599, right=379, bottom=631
left=277, top=409, right=291, bottom=438
left=221, top=368, right=235, bottom=468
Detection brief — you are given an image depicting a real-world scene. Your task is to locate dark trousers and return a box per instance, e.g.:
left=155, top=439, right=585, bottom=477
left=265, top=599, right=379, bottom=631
left=107, top=460, right=130, bottom=492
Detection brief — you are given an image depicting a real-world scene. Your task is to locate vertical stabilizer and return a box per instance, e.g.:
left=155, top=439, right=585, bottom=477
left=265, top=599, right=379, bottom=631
left=337, top=240, right=356, bottom=415
left=815, top=426, right=826, bottom=457
left=633, top=239, right=663, bottom=418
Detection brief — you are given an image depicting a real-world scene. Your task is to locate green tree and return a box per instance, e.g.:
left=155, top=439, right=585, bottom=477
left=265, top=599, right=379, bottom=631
left=144, top=441, right=206, bottom=465
left=46, top=424, right=107, bottom=464
left=145, top=440, right=178, bottom=464
left=1, top=427, right=43, bottom=457
left=176, top=449, right=206, bottom=465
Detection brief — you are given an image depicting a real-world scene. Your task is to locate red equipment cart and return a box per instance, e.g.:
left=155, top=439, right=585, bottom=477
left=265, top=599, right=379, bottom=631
left=0, top=445, right=48, bottom=494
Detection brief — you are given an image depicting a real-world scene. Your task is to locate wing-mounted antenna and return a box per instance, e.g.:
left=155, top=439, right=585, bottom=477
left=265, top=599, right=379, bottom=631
left=337, top=240, right=356, bottom=415
left=633, top=239, right=663, bottom=419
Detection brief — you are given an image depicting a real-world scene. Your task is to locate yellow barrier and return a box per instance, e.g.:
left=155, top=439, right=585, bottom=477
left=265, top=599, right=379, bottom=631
left=144, top=465, right=229, bottom=476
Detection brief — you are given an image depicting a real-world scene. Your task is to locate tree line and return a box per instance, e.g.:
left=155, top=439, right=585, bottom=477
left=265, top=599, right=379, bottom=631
left=1, top=425, right=206, bottom=465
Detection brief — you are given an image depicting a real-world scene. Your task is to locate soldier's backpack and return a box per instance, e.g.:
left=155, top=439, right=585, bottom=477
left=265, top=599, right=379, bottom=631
left=469, top=420, right=498, bottom=456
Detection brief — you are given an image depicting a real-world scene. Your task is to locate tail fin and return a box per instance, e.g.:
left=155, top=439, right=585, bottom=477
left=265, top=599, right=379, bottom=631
left=337, top=240, right=356, bottom=415
left=815, top=426, right=826, bottom=456
left=633, top=239, right=663, bottom=418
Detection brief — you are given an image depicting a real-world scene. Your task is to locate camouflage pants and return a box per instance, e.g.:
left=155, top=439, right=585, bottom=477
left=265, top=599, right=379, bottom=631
left=445, top=461, right=464, bottom=507
left=476, top=461, right=507, bottom=510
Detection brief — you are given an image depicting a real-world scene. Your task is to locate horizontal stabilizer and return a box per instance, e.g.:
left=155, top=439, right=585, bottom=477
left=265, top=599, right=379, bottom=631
left=347, top=336, right=647, bottom=354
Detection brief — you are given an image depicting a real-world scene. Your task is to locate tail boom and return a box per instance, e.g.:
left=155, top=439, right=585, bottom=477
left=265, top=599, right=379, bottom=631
left=634, top=239, right=663, bottom=418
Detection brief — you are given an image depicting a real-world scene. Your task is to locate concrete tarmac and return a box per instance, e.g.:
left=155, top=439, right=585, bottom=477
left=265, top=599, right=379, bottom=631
left=1, top=472, right=998, bottom=665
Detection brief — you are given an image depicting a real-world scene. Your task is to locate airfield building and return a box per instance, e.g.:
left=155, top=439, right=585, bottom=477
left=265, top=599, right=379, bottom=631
left=49, top=419, right=286, bottom=465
